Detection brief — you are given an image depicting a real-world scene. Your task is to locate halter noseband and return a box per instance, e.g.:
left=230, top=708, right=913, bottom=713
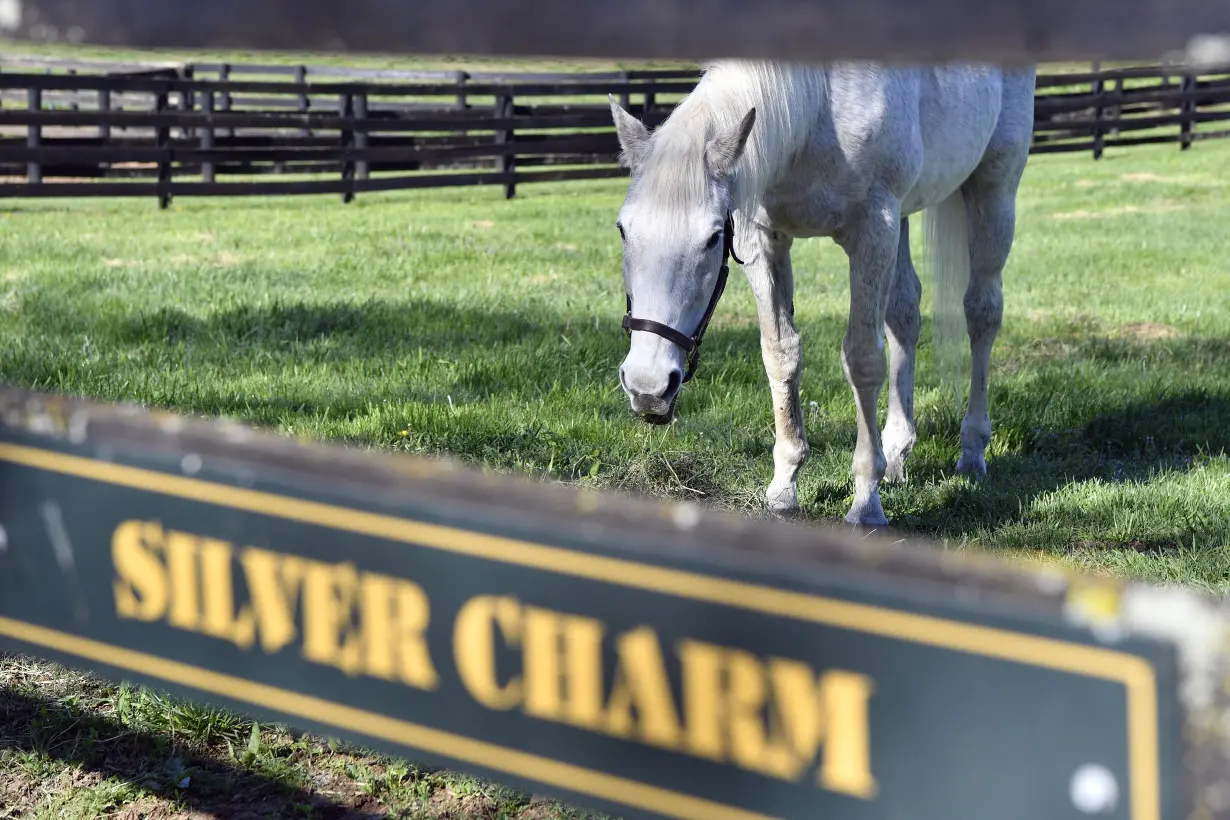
left=621, top=212, right=744, bottom=384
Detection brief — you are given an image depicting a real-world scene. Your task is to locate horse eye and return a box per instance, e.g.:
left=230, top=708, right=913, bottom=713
left=706, top=230, right=722, bottom=249
left=616, top=223, right=626, bottom=241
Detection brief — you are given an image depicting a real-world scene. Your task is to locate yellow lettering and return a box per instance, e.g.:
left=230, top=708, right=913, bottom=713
left=605, top=626, right=681, bottom=749
left=239, top=547, right=304, bottom=654
left=678, top=639, right=725, bottom=761
left=301, top=560, right=363, bottom=675
left=111, top=520, right=168, bottom=622
left=454, top=595, right=523, bottom=709
left=197, top=536, right=255, bottom=649
left=727, top=649, right=795, bottom=778
left=359, top=573, right=438, bottom=690
left=522, top=606, right=605, bottom=729
left=164, top=529, right=202, bottom=631
left=769, top=660, right=877, bottom=799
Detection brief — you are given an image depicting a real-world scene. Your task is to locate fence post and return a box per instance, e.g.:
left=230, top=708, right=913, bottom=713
left=219, top=62, right=233, bottom=138
left=98, top=87, right=112, bottom=142
left=26, top=87, right=42, bottom=186
left=454, top=70, right=468, bottom=140
left=1091, top=60, right=1104, bottom=160
left=295, top=64, right=311, bottom=138
left=201, top=89, right=216, bottom=184
left=155, top=87, right=173, bottom=209
left=340, top=93, right=356, bottom=204
left=495, top=92, right=515, bottom=199
left=68, top=69, right=79, bottom=112
left=355, top=92, right=370, bottom=183
left=1179, top=69, right=1196, bottom=151
left=179, top=64, right=195, bottom=141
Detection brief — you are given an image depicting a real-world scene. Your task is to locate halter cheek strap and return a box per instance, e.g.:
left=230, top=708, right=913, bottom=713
left=621, top=212, right=743, bottom=384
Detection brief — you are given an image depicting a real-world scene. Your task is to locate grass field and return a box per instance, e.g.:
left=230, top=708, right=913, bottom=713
left=2, top=116, right=1229, bottom=814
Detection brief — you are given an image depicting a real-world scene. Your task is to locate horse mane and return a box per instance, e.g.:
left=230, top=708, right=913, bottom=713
left=638, top=60, right=827, bottom=217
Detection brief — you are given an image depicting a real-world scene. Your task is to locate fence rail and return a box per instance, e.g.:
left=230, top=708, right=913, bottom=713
left=2, top=56, right=1230, bottom=205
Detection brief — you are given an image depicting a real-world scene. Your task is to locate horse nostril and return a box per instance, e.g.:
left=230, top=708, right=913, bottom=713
left=663, top=369, right=682, bottom=399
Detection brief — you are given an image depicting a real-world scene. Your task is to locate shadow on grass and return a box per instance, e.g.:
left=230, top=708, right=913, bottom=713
left=6, top=293, right=1228, bottom=554
left=8, top=292, right=843, bottom=423
left=0, top=676, right=386, bottom=819
left=888, top=384, right=1230, bottom=552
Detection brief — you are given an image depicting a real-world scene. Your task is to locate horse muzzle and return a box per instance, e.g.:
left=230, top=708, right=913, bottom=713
left=621, top=365, right=682, bottom=423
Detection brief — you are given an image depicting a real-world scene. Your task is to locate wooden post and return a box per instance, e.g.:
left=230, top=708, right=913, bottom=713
left=98, top=88, right=112, bottom=141
left=354, top=92, right=370, bottom=183
left=219, top=62, right=233, bottom=138
left=68, top=69, right=79, bottom=112
left=1091, top=60, right=1105, bottom=160
left=155, top=88, right=173, bottom=209
left=495, top=92, right=515, bottom=199
left=454, top=70, right=468, bottom=139
left=1179, top=69, right=1196, bottom=151
left=201, top=89, right=216, bottom=184
left=340, top=93, right=356, bottom=203
left=295, top=64, right=311, bottom=137
left=177, top=64, right=195, bottom=142
left=26, top=87, right=42, bottom=186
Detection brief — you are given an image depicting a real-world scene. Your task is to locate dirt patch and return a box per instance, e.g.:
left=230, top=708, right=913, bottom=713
left=1022, top=308, right=1065, bottom=323
left=1113, top=321, right=1181, bottom=340
left=1119, top=171, right=1180, bottom=183
left=0, top=766, right=42, bottom=817
left=1049, top=201, right=1184, bottom=220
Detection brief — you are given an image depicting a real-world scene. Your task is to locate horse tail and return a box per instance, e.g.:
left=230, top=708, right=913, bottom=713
left=923, top=187, right=970, bottom=414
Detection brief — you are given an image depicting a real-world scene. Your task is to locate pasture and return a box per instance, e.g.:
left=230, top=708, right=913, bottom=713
left=1, top=126, right=1229, bottom=815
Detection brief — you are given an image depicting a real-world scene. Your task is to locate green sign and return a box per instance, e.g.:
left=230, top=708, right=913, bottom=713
left=0, top=431, right=1181, bottom=820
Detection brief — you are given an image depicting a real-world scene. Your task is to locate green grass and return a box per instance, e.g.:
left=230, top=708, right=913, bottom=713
left=1, top=128, right=1229, bottom=815
left=0, top=654, right=582, bottom=818
left=2, top=139, right=1227, bottom=586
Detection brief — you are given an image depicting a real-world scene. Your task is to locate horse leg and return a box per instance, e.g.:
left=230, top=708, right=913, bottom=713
left=882, top=216, right=921, bottom=484
left=956, top=77, right=1032, bottom=478
left=837, top=199, right=900, bottom=527
left=956, top=171, right=1024, bottom=478
left=744, top=224, right=808, bottom=516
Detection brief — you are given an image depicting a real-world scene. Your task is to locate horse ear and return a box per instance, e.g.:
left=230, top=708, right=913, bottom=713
left=609, top=94, right=651, bottom=171
left=706, top=107, right=756, bottom=179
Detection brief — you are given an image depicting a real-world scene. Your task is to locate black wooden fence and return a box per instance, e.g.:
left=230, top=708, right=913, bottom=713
left=2, top=55, right=1230, bottom=206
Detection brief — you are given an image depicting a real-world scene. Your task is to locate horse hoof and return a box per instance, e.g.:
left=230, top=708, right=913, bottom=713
left=844, top=498, right=889, bottom=528
left=766, top=497, right=800, bottom=518
left=956, top=451, right=988, bottom=481
left=766, top=485, right=801, bottom=518
left=883, top=460, right=908, bottom=485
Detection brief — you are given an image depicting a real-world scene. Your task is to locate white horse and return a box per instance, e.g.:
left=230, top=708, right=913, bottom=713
left=609, top=60, right=1036, bottom=527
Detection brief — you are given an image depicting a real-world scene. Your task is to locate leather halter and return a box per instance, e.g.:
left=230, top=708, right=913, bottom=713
left=621, top=212, right=743, bottom=384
